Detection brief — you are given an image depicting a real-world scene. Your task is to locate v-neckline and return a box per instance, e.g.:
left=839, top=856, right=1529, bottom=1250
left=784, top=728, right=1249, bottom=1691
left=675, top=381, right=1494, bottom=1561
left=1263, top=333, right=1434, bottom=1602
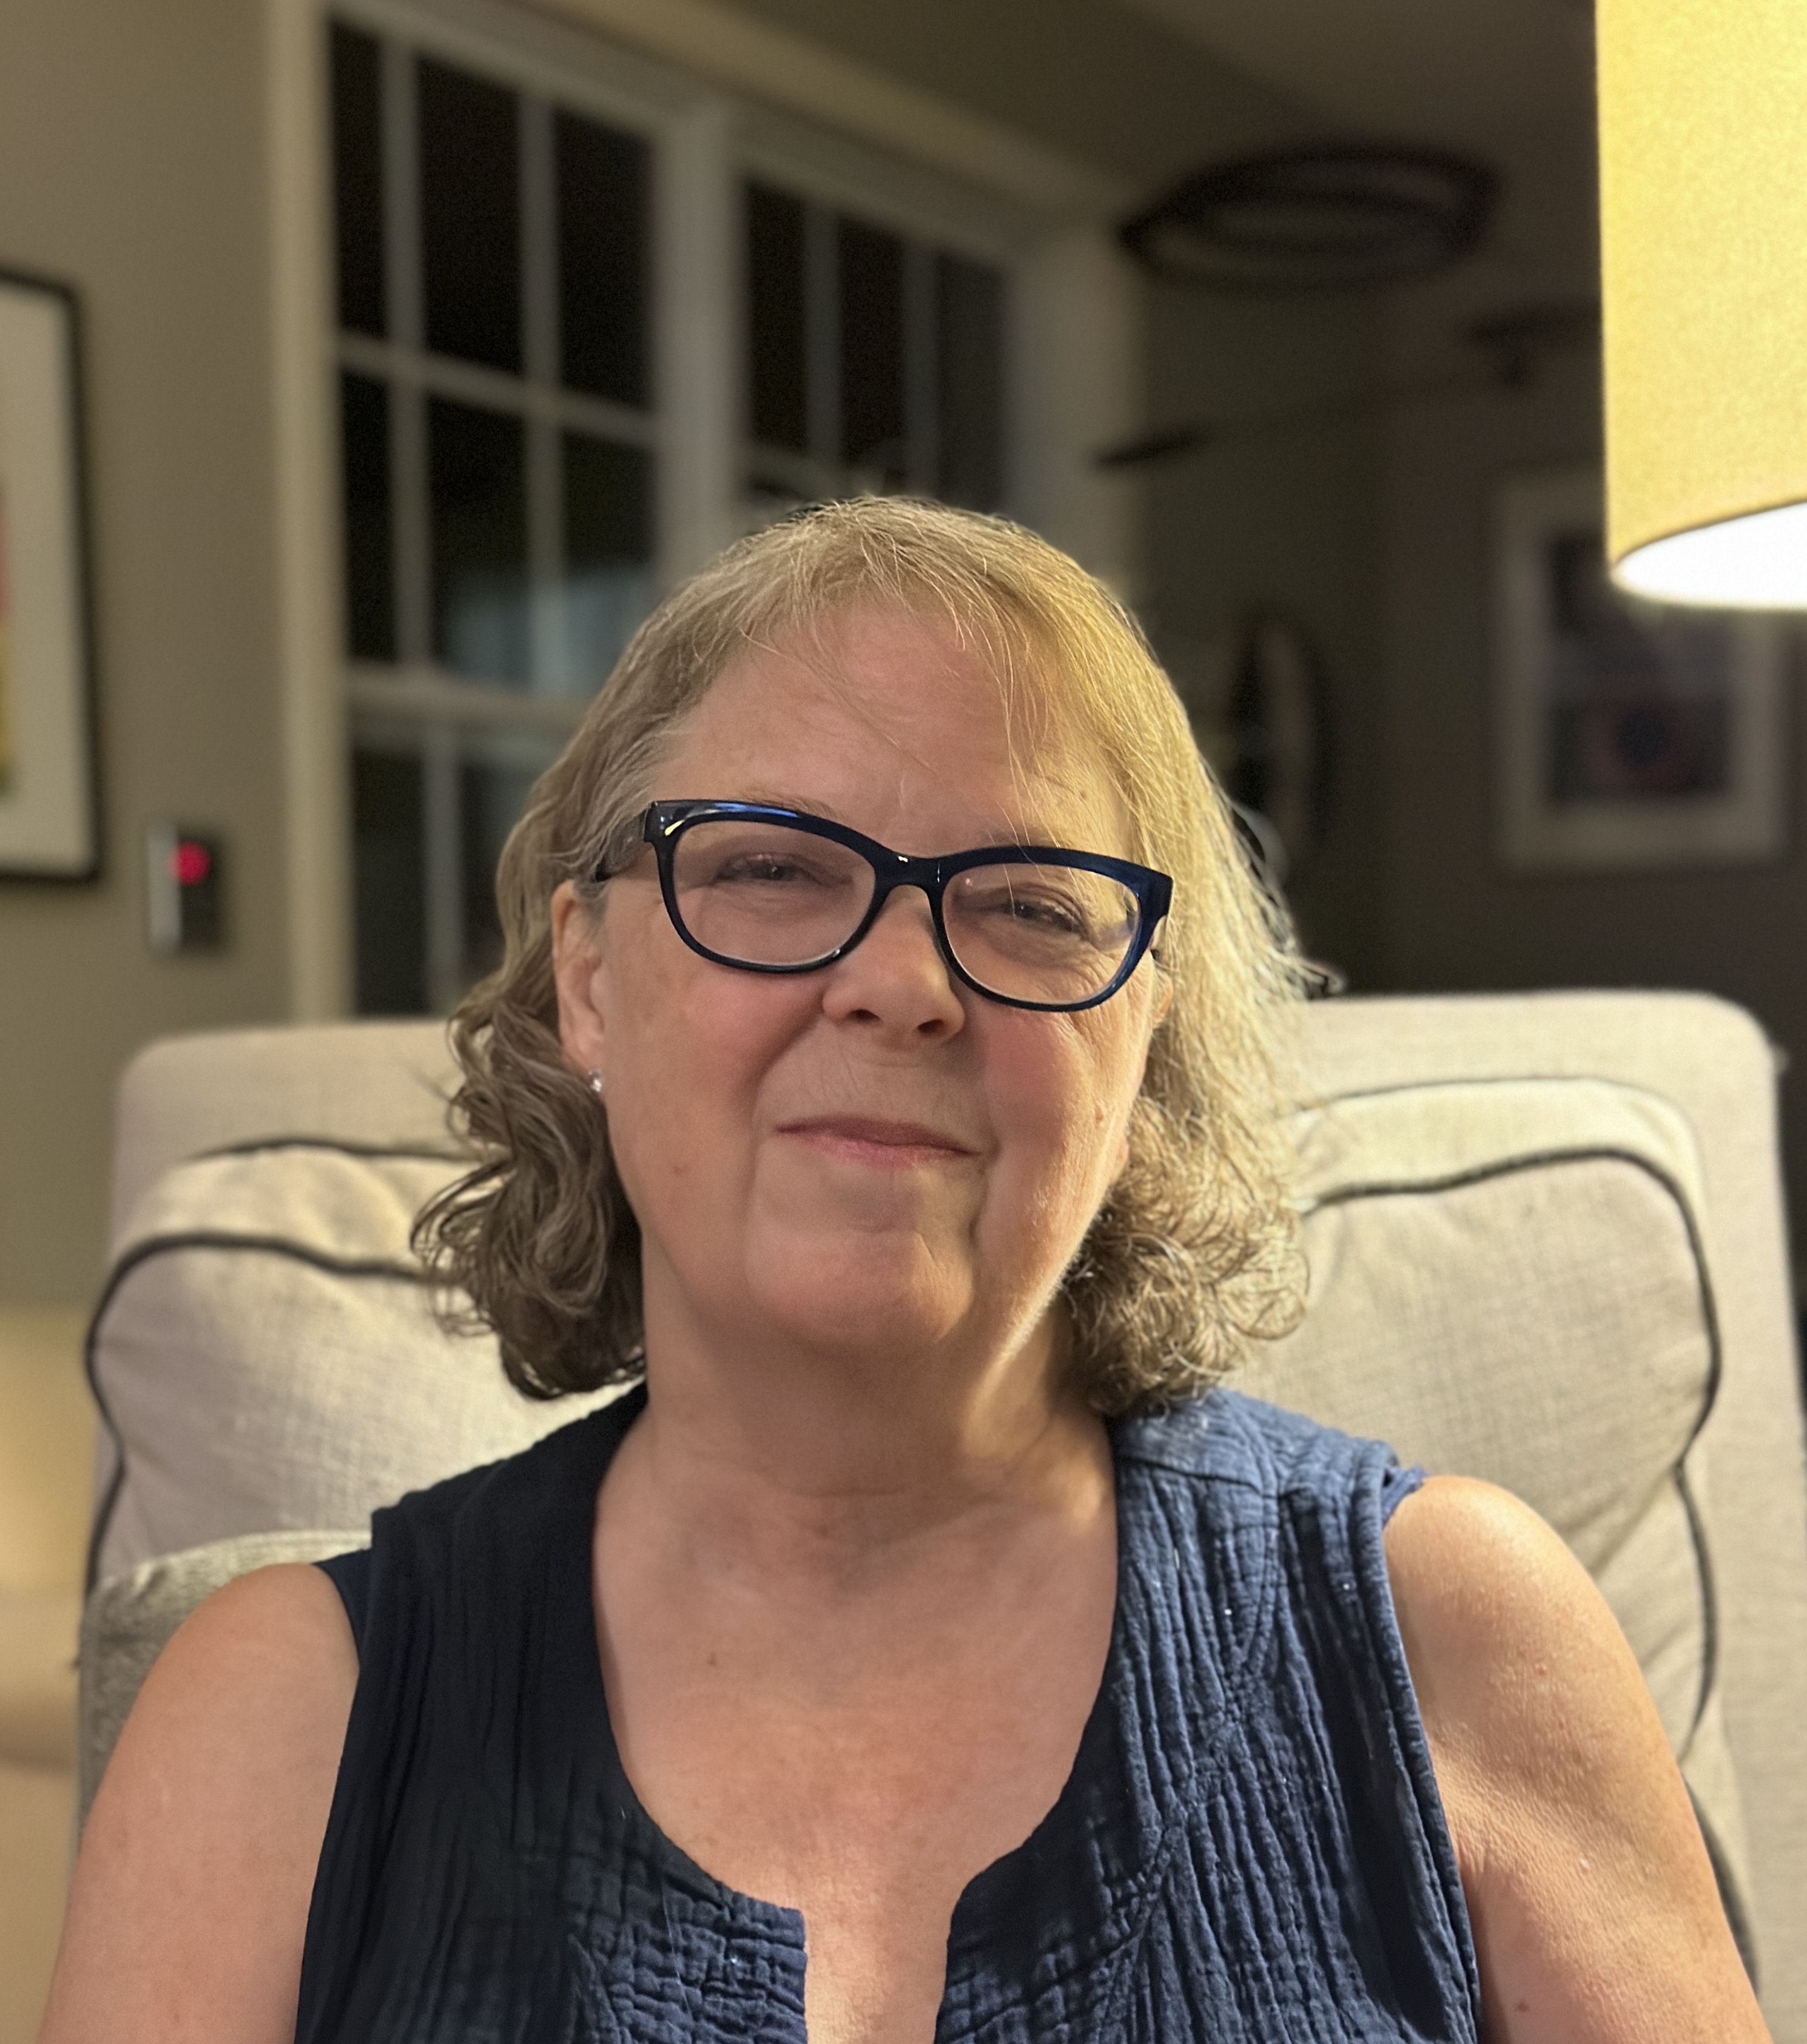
left=557, top=1384, right=1180, bottom=2030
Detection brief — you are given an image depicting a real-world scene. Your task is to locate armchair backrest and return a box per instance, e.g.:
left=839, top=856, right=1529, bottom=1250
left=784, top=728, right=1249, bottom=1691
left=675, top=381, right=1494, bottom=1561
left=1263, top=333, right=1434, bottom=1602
left=81, top=993, right=1807, bottom=2038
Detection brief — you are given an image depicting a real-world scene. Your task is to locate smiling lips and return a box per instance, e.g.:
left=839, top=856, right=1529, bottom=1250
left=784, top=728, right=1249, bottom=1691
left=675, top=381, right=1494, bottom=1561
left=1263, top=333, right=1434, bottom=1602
left=778, top=1116, right=977, bottom=1166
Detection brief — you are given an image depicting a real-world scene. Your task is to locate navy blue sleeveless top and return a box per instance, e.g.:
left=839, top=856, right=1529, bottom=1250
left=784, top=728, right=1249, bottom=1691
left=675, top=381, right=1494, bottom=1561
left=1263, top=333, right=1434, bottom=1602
left=298, top=1386, right=1481, bottom=2041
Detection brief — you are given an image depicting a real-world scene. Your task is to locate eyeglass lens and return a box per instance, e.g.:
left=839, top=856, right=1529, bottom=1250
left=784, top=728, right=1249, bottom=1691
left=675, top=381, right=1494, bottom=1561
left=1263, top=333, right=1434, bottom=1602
left=668, top=818, right=1142, bottom=1006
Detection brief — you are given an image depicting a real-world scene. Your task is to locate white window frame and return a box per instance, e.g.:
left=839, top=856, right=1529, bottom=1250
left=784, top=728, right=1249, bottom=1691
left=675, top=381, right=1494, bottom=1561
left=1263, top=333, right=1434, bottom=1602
left=266, top=0, right=1145, bottom=1017
left=733, top=104, right=1038, bottom=517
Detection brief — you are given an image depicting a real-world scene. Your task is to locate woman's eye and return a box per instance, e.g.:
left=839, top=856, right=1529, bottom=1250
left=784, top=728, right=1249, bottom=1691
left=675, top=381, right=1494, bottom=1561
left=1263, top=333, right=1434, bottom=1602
left=706, top=851, right=855, bottom=889
left=968, top=884, right=1086, bottom=934
left=1014, top=896, right=1086, bottom=933
left=713, top=855, right=811, bottom=885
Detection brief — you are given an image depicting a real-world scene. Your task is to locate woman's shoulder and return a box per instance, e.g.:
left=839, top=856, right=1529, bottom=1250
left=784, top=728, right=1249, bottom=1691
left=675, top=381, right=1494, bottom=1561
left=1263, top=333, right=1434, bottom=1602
left=42, top=1395, right=636, bottom=2042
left=1385, top=1476, right=1768, bottom=2038
left=40, top=1562, right=357, bottom=2041
left=1112, top=1383, right=1408, bottom=1503
left=1381, top=1472, right=1684, bottom=1806
left=93, top=1560, right=358, bottom=1840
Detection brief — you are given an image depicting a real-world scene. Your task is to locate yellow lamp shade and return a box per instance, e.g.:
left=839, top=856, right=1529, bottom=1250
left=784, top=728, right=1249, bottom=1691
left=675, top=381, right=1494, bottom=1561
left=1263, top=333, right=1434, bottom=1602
left=1598, top=0, right=1807, bottom=606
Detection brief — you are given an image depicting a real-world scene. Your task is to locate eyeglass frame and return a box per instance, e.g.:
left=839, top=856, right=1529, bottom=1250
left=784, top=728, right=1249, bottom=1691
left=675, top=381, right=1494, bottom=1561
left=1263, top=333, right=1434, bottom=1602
left=609, top=800, right=1173, bottom=1014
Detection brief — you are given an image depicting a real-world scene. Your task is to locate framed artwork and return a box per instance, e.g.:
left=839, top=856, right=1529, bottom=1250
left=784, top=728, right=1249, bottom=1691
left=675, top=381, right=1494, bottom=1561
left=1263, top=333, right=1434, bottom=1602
left=0, top=266, right=99, bottom=880
left=1493, top=465, right=1787, bottom=872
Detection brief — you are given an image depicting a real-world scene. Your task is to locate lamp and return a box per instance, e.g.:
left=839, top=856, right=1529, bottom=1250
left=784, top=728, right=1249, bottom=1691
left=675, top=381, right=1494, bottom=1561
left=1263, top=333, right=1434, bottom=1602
left=1598, top=0, right=1807, bottom=607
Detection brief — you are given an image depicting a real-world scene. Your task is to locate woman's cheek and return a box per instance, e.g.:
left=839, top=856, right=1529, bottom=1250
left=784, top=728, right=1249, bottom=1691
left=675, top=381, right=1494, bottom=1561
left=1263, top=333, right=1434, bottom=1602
left=989, top=1042, right=1115, bottom=1234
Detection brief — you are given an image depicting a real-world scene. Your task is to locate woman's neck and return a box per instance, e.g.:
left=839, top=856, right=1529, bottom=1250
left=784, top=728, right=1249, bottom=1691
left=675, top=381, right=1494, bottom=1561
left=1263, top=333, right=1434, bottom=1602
left=612, top=1277, right=1111, bottom=1596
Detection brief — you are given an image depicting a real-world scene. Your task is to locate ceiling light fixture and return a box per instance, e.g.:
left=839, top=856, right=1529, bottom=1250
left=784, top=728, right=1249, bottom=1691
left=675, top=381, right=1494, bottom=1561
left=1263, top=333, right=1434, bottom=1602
left=1117, top=143, right=1497, bottom=295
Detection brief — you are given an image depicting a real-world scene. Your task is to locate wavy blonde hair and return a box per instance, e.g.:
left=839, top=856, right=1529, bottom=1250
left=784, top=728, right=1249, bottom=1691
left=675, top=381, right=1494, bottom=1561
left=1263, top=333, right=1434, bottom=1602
left=416, top=497, right=1308, bottom=1415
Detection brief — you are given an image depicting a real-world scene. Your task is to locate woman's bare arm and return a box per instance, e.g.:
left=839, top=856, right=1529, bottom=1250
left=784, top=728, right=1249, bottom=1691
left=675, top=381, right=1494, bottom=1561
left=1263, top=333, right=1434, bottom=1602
left=1385, top=1476, right=1768, bottom=2043
left=38, top=1563, right=357, bottom=2044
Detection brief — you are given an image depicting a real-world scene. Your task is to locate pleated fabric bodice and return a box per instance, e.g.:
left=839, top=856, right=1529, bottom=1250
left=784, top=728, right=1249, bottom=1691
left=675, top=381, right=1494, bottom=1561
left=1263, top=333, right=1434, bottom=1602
left=298, top=1385, right=1481, bottom=2042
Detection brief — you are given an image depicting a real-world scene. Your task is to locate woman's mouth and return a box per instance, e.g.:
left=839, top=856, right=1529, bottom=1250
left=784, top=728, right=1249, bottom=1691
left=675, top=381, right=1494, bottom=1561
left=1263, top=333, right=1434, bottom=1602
left=776, top=1116, right=977, bottom=1168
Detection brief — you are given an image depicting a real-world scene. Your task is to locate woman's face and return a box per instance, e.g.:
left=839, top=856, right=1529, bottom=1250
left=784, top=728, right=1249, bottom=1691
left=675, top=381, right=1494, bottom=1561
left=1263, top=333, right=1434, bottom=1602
left=551, top=605, right=1169, bottom=1381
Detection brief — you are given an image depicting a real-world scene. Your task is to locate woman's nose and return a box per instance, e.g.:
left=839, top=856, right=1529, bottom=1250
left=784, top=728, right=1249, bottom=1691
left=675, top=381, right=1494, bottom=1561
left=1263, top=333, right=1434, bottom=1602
left=819, top=886, right=966, bottom=1039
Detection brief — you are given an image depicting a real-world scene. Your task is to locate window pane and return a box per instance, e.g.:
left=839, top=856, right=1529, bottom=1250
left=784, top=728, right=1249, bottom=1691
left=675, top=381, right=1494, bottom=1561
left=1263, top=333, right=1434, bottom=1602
left=460, top=732, right=560, bottom=985
left=429, top=397, right=527, bottom=685
left=331, top=22, right=385, bottom=336
left=353, top=747, right=426, bottom=1014
left=340, top=373, right=394, bottom=659
left=840, top=218, right=905, bottom=482
left=747, top=183, right=807, bottom=452
left=561, top=432, right=654, bottom=690
left=937, top=253, right=1004, bottom=510
left=418, top=56, right=520, bottom=371
left=557, top=110, right=649, bottom=406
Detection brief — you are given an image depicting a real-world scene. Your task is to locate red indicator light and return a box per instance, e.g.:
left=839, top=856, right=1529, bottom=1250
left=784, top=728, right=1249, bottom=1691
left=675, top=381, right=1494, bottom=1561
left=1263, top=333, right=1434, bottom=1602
left=170, top=840, right=212, bottom=887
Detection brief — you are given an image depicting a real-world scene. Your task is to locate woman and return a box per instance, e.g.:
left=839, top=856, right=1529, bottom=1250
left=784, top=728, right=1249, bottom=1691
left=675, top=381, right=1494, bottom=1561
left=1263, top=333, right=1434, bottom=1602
left=44, top=500, right=1764, bottom=2042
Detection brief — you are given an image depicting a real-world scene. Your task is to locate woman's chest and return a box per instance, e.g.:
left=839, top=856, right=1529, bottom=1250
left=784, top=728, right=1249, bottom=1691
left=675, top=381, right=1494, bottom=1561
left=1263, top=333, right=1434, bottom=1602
left=617, top=1703, right=1075, bottom=2040
left=593, top=1554, right=1115, bottom=2040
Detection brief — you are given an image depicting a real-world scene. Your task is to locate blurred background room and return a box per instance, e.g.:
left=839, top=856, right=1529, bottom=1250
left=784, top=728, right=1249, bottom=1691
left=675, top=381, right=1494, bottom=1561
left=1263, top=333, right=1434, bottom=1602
left=1, top=0, right=1802, bottom=2032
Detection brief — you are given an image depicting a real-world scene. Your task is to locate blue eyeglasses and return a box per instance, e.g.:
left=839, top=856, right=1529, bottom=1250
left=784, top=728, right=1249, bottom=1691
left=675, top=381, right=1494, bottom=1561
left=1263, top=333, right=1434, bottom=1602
left=620, top=801, right=1172, bottom=1013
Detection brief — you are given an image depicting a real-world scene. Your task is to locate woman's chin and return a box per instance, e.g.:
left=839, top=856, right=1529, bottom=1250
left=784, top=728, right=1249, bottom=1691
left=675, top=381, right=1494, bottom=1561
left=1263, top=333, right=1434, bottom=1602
left=738, top=1231, right=975, bottom=1361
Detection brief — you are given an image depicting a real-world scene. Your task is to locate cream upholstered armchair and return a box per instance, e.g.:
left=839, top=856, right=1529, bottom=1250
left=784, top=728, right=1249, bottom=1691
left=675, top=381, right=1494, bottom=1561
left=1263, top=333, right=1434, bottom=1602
left=73, top=991, right=1807, bottom=2040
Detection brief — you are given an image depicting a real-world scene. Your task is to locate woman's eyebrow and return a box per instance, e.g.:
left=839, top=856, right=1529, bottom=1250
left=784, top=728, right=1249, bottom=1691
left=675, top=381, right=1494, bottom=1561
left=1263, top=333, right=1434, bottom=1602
left=721, top=791, right=1099, bottom=849
left=733, top=789, right=855, bottom=824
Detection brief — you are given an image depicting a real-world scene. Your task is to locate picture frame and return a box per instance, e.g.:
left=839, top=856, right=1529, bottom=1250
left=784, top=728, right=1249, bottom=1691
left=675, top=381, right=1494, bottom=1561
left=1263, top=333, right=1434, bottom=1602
left=0, top=266, right=99, bottom=882
left=1493, top=464, right=1787, bottom=873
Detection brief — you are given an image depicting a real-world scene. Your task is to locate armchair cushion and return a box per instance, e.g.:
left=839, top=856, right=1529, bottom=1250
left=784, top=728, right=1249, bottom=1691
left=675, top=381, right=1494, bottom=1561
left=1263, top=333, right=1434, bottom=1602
left=87, top=1142, right=621, bottom=1587
left=1239, top=1073, right=1749, bottom=1939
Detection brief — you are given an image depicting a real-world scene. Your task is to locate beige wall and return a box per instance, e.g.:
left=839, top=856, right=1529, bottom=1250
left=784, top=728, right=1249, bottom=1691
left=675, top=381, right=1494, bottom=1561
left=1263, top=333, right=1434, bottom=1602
left=1142, top=285, right=1388, bottom=990
left=1375, top=311, right=1807, bottom=1264
left=1134, top=258, right=1806, bottom=1278
left=0, top=0, right=292, bottom=1306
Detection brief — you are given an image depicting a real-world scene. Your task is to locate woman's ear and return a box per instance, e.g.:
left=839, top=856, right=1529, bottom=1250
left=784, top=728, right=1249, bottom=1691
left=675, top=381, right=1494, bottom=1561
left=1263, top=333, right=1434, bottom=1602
left=550, top=882, right=608, bottom=1077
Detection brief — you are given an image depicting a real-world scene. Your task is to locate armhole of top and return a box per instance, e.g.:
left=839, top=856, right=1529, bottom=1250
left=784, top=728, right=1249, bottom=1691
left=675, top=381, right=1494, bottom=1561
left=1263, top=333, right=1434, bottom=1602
left=316, top=1546, right=373, bottom=1653
left=1379, top=1462, right=1427, bottom=1525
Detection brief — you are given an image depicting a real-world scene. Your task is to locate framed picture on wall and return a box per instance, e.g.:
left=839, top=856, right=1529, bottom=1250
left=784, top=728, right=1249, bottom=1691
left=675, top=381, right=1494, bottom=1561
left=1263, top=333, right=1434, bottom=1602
left=0, top=266, right=99, bottom=881
left=1493, top=464, right=1788, bottom=872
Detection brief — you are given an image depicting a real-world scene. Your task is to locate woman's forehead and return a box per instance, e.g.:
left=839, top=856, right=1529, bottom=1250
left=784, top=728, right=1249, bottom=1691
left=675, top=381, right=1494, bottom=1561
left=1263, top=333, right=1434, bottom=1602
left=668, top=616, right=1129, bottom=848
left=720, top=779, right=1120, bottom=855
